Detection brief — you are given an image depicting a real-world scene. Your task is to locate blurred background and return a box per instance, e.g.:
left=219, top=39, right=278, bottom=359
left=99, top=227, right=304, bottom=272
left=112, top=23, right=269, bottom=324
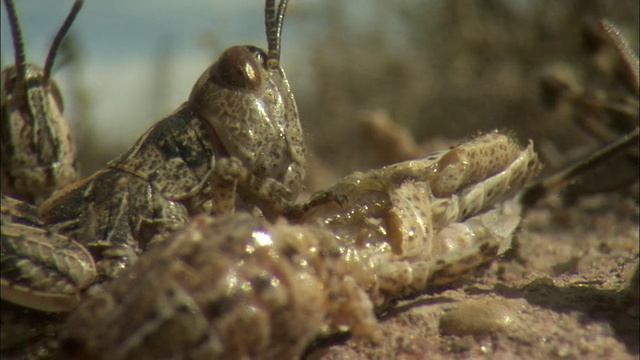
left=2, top=0, right=638, bottom=194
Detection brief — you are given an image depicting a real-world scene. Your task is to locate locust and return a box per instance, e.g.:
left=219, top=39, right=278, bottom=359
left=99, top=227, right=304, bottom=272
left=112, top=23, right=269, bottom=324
left=2, top=1, right=637, bottom=359
left=0, top=0, right=91, bottom=322
left=55, top=18, right=640, bottom=355
left=60, top=132, right=542, bottom=359
left=1, top=0, right=82, bottom=205
left=1, top=0, right=306, bottom=321
left=1, top=1, right=88, bottom=356
left=2, top=0, right=304, bottom=357
left=37, top=0, right=305, bottom=282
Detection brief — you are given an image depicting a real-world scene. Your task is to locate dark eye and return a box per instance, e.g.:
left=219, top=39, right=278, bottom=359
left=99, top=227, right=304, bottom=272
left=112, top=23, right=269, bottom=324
left=246, top=46, right=267, bottom=65
left=213, top=46, right=262, bottom=90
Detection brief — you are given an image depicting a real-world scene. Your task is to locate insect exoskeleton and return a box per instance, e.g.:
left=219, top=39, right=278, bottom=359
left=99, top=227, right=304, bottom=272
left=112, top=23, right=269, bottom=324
left=0, top=0, right=83, bottom=205
left=1, top=195, right=97, bottom=313
left=35, top=0, right=305, bottom=283
left=60, top=132, right=541, bottom=359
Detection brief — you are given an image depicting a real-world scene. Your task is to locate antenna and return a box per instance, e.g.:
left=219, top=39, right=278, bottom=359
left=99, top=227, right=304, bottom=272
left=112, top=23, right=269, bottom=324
left=3, top=0, right=27, bottom=83
left=265, top=0, right=289, bottom=69
left=43, top=0, right=85, bottom=81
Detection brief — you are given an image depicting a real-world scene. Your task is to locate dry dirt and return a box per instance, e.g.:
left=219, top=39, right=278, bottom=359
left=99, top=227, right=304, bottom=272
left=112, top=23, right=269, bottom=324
left=2, top=1, right=637, bottom=359
left=299, top=2, right=639, bottom=358
left=308, top=193, right=639, bottom=360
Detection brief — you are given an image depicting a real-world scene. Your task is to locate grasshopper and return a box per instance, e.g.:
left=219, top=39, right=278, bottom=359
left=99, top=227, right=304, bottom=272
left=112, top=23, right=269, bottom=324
left=2, top=0, right=305, bottom=314
left=60, top=132, right=542, bottom=359
left=55, top=19, right=639, bottom=359
left=1, top=1, right=89, bottom=356
left=1, top=0, right=83, bottom=205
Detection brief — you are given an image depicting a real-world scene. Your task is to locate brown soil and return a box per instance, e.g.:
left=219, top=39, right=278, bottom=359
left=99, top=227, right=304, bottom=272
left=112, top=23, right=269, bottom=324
left=299, top=2, right=639, bottom=357
left=308, top=194, right=639, bottom=360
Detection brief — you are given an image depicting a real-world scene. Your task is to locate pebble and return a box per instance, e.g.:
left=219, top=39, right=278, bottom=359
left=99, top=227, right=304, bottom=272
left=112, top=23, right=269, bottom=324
left=439, top=299, right=516, bottom=336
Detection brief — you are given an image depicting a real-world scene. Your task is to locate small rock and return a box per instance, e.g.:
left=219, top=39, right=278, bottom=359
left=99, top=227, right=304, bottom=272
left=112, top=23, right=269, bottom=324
left=439, top=299, right=515, bottom=336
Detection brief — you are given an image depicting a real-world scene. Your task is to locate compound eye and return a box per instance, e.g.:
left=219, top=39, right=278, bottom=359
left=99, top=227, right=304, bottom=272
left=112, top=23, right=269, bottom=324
left=247, top=46, right=267, bottom=66
left=213, top=46, right=262, bottom=90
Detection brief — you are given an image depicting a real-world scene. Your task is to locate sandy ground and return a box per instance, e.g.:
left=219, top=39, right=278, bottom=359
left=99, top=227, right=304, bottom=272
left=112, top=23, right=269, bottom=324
left=308, top=193, right=639, bottom=360
left=2, top=2, right=637, bottom=359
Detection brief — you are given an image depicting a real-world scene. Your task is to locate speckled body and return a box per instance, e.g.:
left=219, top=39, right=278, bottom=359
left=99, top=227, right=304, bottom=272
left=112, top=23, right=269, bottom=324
left=0, top=66, right=78, bottom=204
left=32, top=3, right=306, bottom=283
left=1, top=2, right=306, bottom=356
left=0, top=0, right=80, bottom=205
left=1, top=196, right=97, bottom=313
left=60, top=133, right=541, bottom=359
left=0, top=2, right=89, bottom=356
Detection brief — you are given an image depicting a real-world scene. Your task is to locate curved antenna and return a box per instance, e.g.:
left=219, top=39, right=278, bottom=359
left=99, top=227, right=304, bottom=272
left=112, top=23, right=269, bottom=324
left=43, top=0, right=84, bottom=81
left=265, top=0, right=289, bottom=69
left=3, top=0, right=27, bottom=83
